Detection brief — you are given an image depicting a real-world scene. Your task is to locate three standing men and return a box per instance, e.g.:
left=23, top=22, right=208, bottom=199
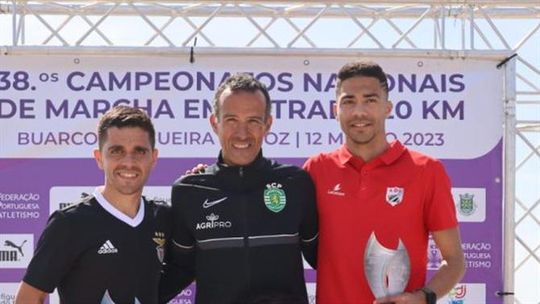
left=17, top=60, right=464, bottom=304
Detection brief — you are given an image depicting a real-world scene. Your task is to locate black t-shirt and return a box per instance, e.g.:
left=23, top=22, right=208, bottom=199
left=23, top=193, right=172, bottom=304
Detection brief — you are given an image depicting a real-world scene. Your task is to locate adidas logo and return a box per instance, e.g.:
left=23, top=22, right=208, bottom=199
left=97, top=240, right=118, bottom=254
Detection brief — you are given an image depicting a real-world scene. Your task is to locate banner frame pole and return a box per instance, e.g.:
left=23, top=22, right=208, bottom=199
left=502, top=57, right=516, bottom=304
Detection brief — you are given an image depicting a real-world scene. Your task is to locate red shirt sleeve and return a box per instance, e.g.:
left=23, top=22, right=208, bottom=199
left=424, top=160, right=458, bottom=232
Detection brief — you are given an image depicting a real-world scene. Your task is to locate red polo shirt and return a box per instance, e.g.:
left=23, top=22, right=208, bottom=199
left=304, top=141, right=457, bottom=304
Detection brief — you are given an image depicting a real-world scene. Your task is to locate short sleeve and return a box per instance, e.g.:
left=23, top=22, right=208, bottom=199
left=424, top=160, right=458, bottom=232
left=23, top=211, right=77, bottom=293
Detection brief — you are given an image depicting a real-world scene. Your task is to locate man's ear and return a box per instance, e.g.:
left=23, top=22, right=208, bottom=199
left=151, top=148, right=159, bottom=168
left=385, top=100, right=393, bottom=117
left=209, top=114, right=219, bottom=133
left=93, top=148, right=104, bottom=170
left=264, top=115, right=273, bottom=133
left=333, top=101, right=338, bottom=121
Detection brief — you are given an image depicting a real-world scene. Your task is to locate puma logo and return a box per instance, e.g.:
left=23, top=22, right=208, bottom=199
left=4, top=240, right=27, bottom=256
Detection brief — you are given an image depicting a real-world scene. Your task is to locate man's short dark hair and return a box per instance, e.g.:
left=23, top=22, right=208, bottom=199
left=97, top=106, right=156, bottom=149
left=213, top=73, right=271, bottom=120
left=336, top=61, right=389, bottom=96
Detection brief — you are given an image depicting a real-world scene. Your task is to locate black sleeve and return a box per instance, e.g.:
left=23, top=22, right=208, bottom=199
left=23, top=211, right=77, bottom=293
left=159, top=183, right=196, bottom=304
left=298, top=171, right=318, bottom=269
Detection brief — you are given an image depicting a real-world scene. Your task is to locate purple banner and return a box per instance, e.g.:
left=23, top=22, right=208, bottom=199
left=0, top=141, right=502, bottom=303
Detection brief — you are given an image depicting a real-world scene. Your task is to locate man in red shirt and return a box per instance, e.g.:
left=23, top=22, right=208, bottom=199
left=304, top=61, right=465, bottom=304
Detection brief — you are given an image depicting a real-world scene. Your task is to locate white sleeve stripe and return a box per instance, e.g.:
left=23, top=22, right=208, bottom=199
left=301, top=233, right=319, bottom=243
left=173, top=239, right=194, bottom=249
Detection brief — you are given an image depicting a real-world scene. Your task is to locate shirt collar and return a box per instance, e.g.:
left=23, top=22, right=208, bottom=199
left=93, top=187, right=145, bottom=227
left=338, top=140, right=406, bottom=168
left=380, top=140, right=406, bottom=165
left=337, top=144, right=357, bottom=166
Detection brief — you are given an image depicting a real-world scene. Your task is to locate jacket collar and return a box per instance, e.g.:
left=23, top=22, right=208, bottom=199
left=209, top=150, right=271, bottom=189
left=216, top=150, right=268, bottom=172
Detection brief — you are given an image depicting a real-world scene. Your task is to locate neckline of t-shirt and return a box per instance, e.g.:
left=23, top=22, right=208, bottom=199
left=93, top=188, right=145, bottom=227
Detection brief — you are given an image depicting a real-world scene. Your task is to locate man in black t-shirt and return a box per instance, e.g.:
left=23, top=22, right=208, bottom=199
left=16, top=106, right=171, bottom=304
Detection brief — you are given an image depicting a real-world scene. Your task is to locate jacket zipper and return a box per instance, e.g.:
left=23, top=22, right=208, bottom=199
left=239, top=166, right=251, bottom=297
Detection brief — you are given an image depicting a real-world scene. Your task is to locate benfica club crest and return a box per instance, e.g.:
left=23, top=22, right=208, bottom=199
left=153, top=232, right=166, bottom=263
left=386, top=187, right=404, bottom=206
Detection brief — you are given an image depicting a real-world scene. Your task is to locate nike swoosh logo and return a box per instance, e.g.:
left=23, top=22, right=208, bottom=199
left=202, top=197, right=228, bottom=208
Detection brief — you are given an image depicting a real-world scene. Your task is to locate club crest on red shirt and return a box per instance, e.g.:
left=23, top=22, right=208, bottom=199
left=385, top=187, right=404, bottom=206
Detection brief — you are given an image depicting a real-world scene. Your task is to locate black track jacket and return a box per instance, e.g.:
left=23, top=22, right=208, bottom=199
left=160, top=152, right=318, bottom=304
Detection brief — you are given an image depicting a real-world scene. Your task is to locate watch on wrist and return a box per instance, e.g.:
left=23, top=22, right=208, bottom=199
left=419, top=287, right=437, bottom=304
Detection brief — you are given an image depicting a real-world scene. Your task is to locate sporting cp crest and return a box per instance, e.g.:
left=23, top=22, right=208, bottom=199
left=458, top=193, right=476, bottom=216
left=264, top=183, right=286, bottom=213
left=385, top=187, right=404, bottom=206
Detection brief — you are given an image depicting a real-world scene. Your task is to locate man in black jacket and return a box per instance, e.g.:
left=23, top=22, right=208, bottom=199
left=160, top=74, right=318, bottom=304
